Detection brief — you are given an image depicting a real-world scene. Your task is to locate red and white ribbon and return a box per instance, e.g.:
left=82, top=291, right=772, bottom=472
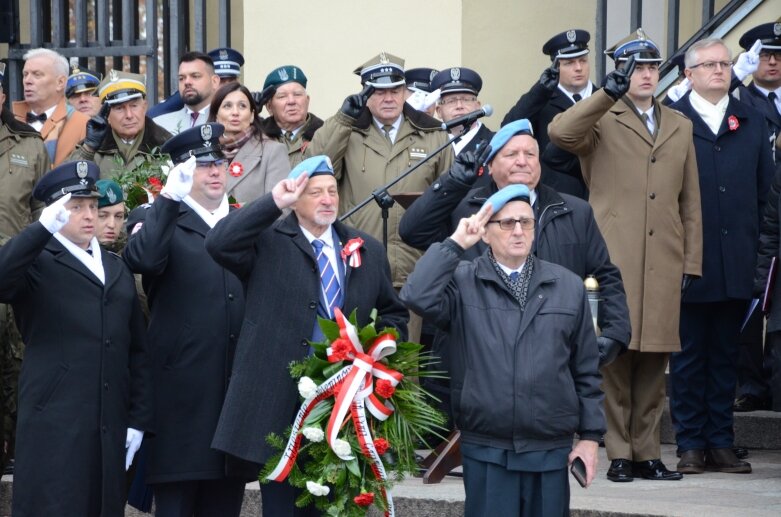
left=341, top=237, right=364, bottom=268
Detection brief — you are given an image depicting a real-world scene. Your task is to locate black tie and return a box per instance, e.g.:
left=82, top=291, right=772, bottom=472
left=26, top=112, right=47, bottom=124
left=770, top=92, right=779, bottom=115
left=572, top=94, right=582, bottom=102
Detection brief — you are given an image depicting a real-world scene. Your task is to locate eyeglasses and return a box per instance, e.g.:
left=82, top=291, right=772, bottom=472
left=487, top=217, right=535, bottom=231
left=759, top=51, right=780, bottom=62
left=689, top=61, right=733, bottom=71
left=439, top=96, right=478, bottom=106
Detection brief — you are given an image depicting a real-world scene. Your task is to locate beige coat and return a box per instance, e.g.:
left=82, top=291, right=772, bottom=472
left=548, top=90, right=702, bottom=352
left=307, top=105, right=453, bottom=287
left=13, top=98, right=88, bottom=167
left=226, top=135, right=290, bottom=206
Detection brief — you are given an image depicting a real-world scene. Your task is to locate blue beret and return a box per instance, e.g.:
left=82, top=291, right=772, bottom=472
left=486, top=119, right=535, bottom=163
left=96, top=179, right=124, bottom=208
left=161, top=123, right=225, bottom=164
left=66, top=68, right=101, bottom=98
left=33, top=160, right=101, bottom=205
left=484, top=185, right=531, bottom=213
left=431, top=67, right=482, bottom=95
left=739, top=22, right=781, bottom=51
left=405, top=68, right=439, bottom=93
left=208, top=47, right=244, bottom=77
left=263, top=65, right=308, bottom=90
left=287, top=155, right=334, bottom=180
left=542, top=30, right=591, bottom=60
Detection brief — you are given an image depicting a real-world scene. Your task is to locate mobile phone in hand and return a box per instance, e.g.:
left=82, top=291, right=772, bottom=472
left=570, top=456, right=587, bottom=488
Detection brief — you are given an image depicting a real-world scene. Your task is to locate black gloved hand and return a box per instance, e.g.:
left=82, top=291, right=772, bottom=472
left=449, top=140, right=492, bottom=186
left=597, top=336, right=623, bottom=367
left=681, top=274, right=694, bottom=294
left=84, top=102, right=111, bottom=150
left=251, top=85, right=277, bottom=108
left=539, top=62, right=560, bottom=92
left=603, top=55, right=636, bottom=101
left=340, top=84, right=375, bottom=119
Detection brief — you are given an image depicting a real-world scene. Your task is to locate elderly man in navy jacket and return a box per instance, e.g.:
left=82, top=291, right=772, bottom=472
left=669, top=37, right=774, bottom=475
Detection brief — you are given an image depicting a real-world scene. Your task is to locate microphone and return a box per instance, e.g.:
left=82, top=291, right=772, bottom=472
left=441, top=105, right=493, bottom=130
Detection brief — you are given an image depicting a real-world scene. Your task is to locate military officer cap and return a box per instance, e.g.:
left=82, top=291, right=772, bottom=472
left=605, top=28, right=663, bottom=63
left=208, top=47, right=245, bottom=78
left=65, top=67, right=101, bottom=98
left=161, top=123, right=225, bottom=164
left=405, top=68, right=439, bottom=93
left=98, top=70, right=147, bottom=105
left=485, top=119, right=535, bottom=164
left=431, top=67, right=483, bottom=96
left=542, top=29, right=591, bottom=60
left=739, top=22, right=781, bottom=51
left=354, top=52, right=405, bottom=88
left=263, top=65, right=308, bottom=90
left=287, top=155, right=334, bottom=180
left=96, top=179, right=124, bottom=208
left=485, top=184, right=531, bottom=212
left=33, top=160, right=101, bottom=205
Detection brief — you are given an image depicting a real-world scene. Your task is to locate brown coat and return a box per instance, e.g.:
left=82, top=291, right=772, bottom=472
left=226, top=135, right=290, bottom=206
left=13, top=98, right=88, bottom=167
left=548, top=90, right=702, bottom=352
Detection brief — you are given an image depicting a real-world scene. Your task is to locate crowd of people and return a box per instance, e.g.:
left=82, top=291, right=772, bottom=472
left=0, top=18, right=780, bottom=517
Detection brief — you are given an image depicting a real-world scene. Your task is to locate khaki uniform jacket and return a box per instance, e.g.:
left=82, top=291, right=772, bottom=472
left=308, top=105, right=453, bottom=286
left=68, top=117, right=172, bottom=179
left=261, top=113, right=324, bottom=168
left=548, top=90, right=702, bottom=352
left=0, top=110, right=49, bottom=238
left=13, top=98, right=88, bottom=167
left=226, top=135, right=290, bottom=206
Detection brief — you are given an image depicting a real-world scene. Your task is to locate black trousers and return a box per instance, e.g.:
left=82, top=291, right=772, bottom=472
left=259, top=481, right=320, bottom=517
left=153, top=478, right=245, bottom=517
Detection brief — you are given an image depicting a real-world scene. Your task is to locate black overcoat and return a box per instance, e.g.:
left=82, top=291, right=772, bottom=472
left=730, top=76, right=781, bottom=163
left=204, top=195, right=408, bottom=465
left=0, top=223, right=151, bottom=517
left=123, top=197, right=247, bottom=482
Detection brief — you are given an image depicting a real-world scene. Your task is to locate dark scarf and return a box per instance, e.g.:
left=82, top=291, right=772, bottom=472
left=489, top=249, right=535, bottom=311
left=220, top=127, right=255, bottom=161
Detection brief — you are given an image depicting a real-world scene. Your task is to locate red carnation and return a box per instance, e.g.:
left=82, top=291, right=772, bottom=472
left=330, top=338, right=352, bottom=362
left=147, top=177, right=163, bottom=194
left=373, top=437, right=390, bottom=455
left=353, top=492, right=374, bottom=507
left=375, top=379, right=395, bottom=398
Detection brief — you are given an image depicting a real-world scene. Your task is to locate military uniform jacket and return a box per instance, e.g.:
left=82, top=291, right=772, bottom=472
left=755, top=167, right=781, bottom=333
left=548, top=89, right=703, bottom=352
left=12, top=97, right=89, bottom=167
left=123, top=196, right=248, bottom=482
left=0, top=223, right=152, bottom=517
left=261, top=113, right=324, bottom=168
left=730, top=76, right=781, bottom=163
left=307, top=104, right=454, bottom=286
left=226, top=134, right=290, bottom=206
left=69, top=116, right=172, bottom=179
left=0, top=110, right=50, bottom=238
left=204, top=195, right=408, bottom=465
left=671, top=93, right=774, bottom=303
left=399, top=174, right=630, bottom=345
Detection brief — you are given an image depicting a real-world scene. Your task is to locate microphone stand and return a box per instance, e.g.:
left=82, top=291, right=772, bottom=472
left=339, top=129, right=464, bottom=250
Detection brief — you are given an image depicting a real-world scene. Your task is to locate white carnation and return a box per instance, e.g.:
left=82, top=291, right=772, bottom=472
left=306, top=480, right=330, bottom=497
left=302, top=427, right=324, bottom=442
left=297, top=376, right=318, bottom=399
left=332, top=438, right=353, bottom=459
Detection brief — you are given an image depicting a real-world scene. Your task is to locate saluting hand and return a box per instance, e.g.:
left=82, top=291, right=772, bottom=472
left=160, top=156, right=196, bottom=202
left=83, top=102, right=111, bottom=151
left=450, top=202, right=493, bottom=250
left=539, top=61, right=560, bottom=92
left=340, top=84, right=375, bottom=120
left=603, top=55, right=636, bottom=101
left=39, top=193, right=72, bottom=234
left=272, top=173, right=309, bottom=210
left=734, top=39, right=762, bottom=81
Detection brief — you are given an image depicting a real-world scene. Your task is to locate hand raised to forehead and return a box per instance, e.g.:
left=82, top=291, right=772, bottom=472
left=272, top=173, right=309, bottom=210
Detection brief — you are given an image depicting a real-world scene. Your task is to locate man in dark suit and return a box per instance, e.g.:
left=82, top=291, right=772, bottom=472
left=0, top=160, right=151, bottom=517
left=669, top=37, right=774, bottom=475
left=123, top=123, right=250, bottom=516
left=502, top=29, right=595, bottom=199
left=205, top=155, right=408, bottom=516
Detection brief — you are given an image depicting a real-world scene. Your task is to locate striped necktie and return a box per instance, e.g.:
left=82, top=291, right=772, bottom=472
left=312, top=239, right=343, bottom=318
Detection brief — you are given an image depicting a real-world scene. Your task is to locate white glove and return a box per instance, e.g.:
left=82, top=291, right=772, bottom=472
left=734, top=39, right=762, bottom=81
left=38, top=193, right=72, bottom=234
left=405, top=88, right=441, bottom=113
left=422, top=89, right=442, bottom=112
left=666, top=78, right=692, bottom=103
left=160, top=156, right=196, bottom=201
left=125, top=427, right=144, bottom=470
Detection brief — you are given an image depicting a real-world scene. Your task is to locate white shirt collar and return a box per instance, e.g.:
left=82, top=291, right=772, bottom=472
left=53, top=234, right=105, bottom=284
left=558, top=82, right=593, bottom=103
left=451, top=121, right=483, bottom=155
left=29, top=105, right=58, bottom=132
left=183, top=194, right=230, bottom=228
left=373, top=115, right=403, bottom=143
left=300, top=225, right=335, bottom=248
left=497, top=260, right=526, bottom=278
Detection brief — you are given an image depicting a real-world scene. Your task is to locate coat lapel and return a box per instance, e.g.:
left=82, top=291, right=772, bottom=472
left=177, top=204, right=211, bottom=238
left=101, top=250, right=123, bottom=292
left=612, top=100, right=655, bottom=147
left=47, top=240, right=103, bottom=287
left=228, top=137, right=264, bottom=192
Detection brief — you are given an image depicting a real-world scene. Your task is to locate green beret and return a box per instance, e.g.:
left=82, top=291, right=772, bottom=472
left=96, top=179, right=124, bottom=208
left=263, top=65, right=308, bottom=90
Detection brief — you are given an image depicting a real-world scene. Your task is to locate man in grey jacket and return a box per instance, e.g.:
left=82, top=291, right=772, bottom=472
left=401, top=184, right=604, bottom=517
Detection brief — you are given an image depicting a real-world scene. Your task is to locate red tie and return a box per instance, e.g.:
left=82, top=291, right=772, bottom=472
left=190, top=112, right=199, bottom=127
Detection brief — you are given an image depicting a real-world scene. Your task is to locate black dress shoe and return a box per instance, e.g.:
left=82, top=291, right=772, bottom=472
left=632, top=459, right=683, bottom=480
left=705, top=448, right=752, bottom=473
left=606, top=458, right=634, bottom=482
left=733, top=394, right=770, bottom=412
left=676, top=450, right=705, bottom=474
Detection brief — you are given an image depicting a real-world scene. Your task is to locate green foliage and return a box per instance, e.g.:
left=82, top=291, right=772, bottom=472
left=111, top=149, right=171, bottom=211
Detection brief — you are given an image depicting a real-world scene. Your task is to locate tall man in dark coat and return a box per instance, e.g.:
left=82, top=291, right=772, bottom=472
left=124, top=124, right=249, bottom=516
left=669, top=38, right=774, bottom=475
left=205, top=155, right=408, bottom=516
left=0, top=160, right=152, bottom=517
left=502, top=29, right=595, bottom=198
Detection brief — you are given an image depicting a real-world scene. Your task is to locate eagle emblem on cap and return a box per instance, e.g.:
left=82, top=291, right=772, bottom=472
left=109, top=70, right=119, bottom=82
left=429, top=69, right=437, bottom=81
left=450, top=68, right=461, bottom=81
left=200, top=124, right=213, bottom=141
left=76, top=161, right=89, bottom=178
left=278, top=68, right=289, bottom=81
left=566, top=30, right=577, bottom=43
left=775, top=23, right=781, bottom=36
left=637, top=28, right=647, bottom=40
left=379, top=52, right=389, bottom=65
left=106, top=188, right=118, bottom=204
left=219, top=49, right=229, bottom=60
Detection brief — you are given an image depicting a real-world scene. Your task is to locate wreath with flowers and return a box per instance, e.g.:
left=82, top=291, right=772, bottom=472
left=260, top=308, right=447, bottom=516
left=111, top=149, right=171, bottom=211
